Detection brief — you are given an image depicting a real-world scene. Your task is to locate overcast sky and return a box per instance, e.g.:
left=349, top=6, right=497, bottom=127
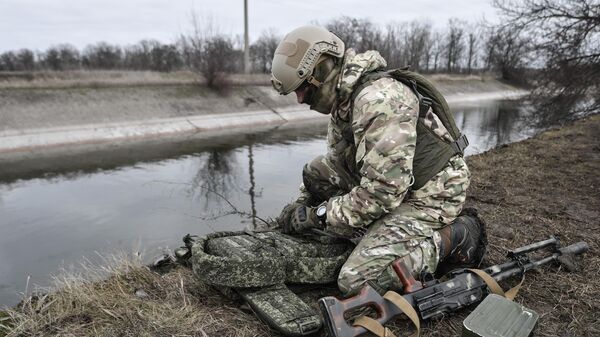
left=0, top=0, right=500, bottom=53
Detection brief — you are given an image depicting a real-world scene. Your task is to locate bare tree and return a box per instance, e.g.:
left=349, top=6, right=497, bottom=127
left=494, top=0, right=600, bottom=119
left=430, top=31, right=444, bottom=72
left=465, top=25, right=479, bottom=74
left=325, top=17, right=382, bottom=53
left=82, top=42, right=122, bottom=69
left=380, top=22, right=405, bottom=68
left=16, top=49, right=35, bottom=71
left=356, top=20, right=384, bottom=52
left=484, top=25, right=531, bottom=82
left=41, top=44, right=80, bottom=70
left=0, top=51, right=18, bottom=71
left=445, top=19, right=466, bottom=73
left=179, top=12, right=238, bottom=89
left=43, top=48, right=62, bottom=70
left=149, top=42, right=182, bottom=72
left=250, top=29, right=280, bottom=73
left=123, top=40, right=154, bottom=70
left=403, top=20, right=432, bottom=71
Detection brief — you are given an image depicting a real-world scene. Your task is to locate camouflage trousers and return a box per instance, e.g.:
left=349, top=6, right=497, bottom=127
left=302, top=155, right=470, bottom=296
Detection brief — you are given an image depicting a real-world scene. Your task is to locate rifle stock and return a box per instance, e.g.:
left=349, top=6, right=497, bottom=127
left=319, top=284, right=410, bottom=337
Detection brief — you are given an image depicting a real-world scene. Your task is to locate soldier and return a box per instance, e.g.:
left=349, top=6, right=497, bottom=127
left=271, top=26, right=486, bottom=296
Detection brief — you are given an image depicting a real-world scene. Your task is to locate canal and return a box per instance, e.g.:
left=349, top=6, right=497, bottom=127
left=0, top=98, right=536, bottom=306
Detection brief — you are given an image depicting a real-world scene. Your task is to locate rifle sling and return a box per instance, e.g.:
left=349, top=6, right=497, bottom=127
left=384, top=291, right=421, bottom=337
left=352, top=290, right=421, bottom=337
left=353, top=316, right=396, bottom=337
left=468, top=268, right=523, bottom=301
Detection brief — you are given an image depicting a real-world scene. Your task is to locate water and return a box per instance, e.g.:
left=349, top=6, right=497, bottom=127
left=0, top=99, right=536, bottom=307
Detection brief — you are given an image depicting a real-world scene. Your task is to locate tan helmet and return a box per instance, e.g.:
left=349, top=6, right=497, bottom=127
left=271, top=25, right=345, bottom=95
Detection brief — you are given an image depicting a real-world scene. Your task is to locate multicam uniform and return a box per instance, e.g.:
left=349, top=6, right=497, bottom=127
left=297, top=49, right=471, bottom=295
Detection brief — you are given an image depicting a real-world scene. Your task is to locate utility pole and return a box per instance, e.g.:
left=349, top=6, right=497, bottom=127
left=243, top=0, right=250, bottom=74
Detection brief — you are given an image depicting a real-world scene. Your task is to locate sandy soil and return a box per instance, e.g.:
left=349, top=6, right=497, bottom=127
left=2, top=114, right=598, bottom=337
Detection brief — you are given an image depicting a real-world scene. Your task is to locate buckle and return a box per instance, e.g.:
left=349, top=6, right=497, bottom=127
left=451, top=134, right=469, bottom=154
left=296, top=316, right=321, bottom=335
left=421, top=96, right=433, bottom=107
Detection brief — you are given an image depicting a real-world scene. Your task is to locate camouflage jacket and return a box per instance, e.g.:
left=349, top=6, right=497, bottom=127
left=302, top=49, right=469, bottom=232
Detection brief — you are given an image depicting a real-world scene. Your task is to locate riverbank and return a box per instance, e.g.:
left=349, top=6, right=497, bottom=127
left=2, top=113, right=598, bottom=337
left=0, top=71, right=525, bottom=154
left=0, top=72, right=526, bottom=183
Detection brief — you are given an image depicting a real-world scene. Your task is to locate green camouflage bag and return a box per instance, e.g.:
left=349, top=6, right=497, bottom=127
left=188, top=230, right=353, bottom=336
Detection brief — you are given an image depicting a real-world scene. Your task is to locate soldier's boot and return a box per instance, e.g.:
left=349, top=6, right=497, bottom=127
left=436, top=208, right=487, bottom=277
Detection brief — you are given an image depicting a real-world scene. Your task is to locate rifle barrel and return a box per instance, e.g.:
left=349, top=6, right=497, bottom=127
left=493, top=242, right=588, bottom=282
left=507, top=236, right=558, bottom=258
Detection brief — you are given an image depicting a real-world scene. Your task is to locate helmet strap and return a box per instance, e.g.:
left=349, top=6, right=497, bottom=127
left=307, top=56, right=341, bottom=89
left=307, top=76, right=323, bottom=88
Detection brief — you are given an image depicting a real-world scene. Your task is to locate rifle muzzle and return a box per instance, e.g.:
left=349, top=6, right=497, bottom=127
left=560, top=242, right=589, bottom=256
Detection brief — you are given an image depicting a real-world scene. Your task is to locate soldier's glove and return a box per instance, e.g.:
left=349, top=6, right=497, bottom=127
left=284, top=205, right=326, bottom=234
left=276, top=201, right=304, bottom=230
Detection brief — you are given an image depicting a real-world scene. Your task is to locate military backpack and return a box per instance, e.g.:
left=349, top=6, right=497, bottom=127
left=350, top=69, right=469, bottom=190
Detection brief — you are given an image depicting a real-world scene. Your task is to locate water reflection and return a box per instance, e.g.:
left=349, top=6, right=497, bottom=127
left=0, top=99, right=546, bottom=307
left=191, top=150, right=240, bottom=208
left=247, top=144, right=258, bottom=228
left=454, top=100, right=534, bottom=155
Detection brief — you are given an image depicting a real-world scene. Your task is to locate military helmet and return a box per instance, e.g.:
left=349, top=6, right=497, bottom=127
left=271, top=25, right=345, bottom=95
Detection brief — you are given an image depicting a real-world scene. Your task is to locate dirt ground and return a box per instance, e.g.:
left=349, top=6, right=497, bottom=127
left=2, top=114, right=599, bottom=337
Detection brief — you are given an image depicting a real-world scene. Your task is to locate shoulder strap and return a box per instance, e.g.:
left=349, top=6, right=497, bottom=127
left=387, top=69, right=462, bottom=141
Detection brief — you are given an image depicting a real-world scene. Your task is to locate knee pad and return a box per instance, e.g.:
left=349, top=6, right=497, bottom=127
left=337, top=269, right=355, bottom=296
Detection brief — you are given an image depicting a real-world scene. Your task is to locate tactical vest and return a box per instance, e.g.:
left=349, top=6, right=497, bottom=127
left=350, top=69, right=469, bottom=190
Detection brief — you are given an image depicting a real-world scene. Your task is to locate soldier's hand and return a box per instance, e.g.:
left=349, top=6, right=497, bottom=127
left=289, top=205, right=323, bottom=233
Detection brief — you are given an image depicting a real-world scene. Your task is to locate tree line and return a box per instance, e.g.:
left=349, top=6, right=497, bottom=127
left=0, top=16, right=527, bottom=78
left=0, top=40, right=183, bottom=72
left=1, top=0, right=597, bottom=117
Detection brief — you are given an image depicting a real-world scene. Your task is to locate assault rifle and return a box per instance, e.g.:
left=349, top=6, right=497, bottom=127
left=319, top=236, right=588, bottom=337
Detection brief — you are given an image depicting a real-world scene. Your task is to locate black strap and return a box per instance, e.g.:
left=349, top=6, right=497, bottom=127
left=418, top=97, right=433, bottom=118
left=408, top=79, right=430, bottom=118
left=450, top=134, right=469, bottom=154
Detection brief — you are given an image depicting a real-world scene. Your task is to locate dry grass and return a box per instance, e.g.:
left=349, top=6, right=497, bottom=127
left=1, top=254, right=272, bottom=337
left=0, top=70, right=509, bottom=90
left=0, top=71, right=272, bottom=89
left=0, top=71, right=197, bottom=89
left=458, top=113, right=600, bottom=337
left=2, top=114, right=598, bottom=337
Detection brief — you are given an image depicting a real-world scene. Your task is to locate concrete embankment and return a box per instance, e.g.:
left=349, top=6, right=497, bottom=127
left=0, top=71, right=526, bottom=157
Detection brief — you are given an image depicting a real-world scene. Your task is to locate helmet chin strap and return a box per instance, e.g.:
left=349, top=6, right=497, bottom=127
left=305, top=56, right=338, bottom=89
left=307, top=76, right=324, bottom=88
